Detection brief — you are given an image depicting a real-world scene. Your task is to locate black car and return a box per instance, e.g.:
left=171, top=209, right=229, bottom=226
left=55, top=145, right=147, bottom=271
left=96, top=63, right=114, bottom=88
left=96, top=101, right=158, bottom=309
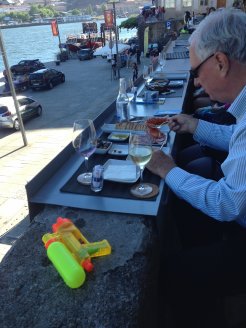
left=10, top=59, right=45, bottom=74
left=29, top=68, right=65, bottom=90
left=77, top=48, right=94, bottom=61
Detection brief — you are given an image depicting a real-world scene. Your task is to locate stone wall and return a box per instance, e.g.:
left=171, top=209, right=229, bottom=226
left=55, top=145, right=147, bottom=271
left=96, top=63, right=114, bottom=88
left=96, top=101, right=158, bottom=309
left=0, top=205, right=160, bottom=328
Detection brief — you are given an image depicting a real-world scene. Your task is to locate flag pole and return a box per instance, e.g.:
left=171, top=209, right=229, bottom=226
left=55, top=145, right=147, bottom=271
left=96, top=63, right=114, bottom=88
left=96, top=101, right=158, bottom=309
left=0, top=29, right=27, bottom=146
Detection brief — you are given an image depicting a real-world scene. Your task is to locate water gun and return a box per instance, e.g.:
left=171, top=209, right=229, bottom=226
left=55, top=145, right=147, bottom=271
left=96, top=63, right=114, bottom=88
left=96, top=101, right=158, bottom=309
left=42, top=217, right=111, bottom=289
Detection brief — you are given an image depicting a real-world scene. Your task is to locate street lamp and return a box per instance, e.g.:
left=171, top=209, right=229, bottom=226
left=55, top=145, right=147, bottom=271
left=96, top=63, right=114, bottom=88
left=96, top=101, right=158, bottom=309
left=107, top=0, right=120, bottom=79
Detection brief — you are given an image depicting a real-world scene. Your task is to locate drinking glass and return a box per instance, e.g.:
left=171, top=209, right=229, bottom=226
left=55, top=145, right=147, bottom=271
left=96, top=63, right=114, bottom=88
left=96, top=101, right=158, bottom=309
left=149, top=63, right=154, bottom=78
left=129, top=132, right=153, bottom=196
left=142, top=65, right=150, bottom=83
left=158, top=51, right=166, bottom=72
left=72, top=119, right=97, bottom=185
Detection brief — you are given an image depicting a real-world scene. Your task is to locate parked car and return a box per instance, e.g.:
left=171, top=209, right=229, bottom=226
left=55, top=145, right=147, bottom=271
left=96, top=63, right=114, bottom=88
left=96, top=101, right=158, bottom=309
left=29, top=68, right=65, bottom=90
left=13, top=73, right=30, bottom=92
left=0, top=95, right=42, bottom=130
left=10, top=59, right=45, bottom=74
left=77, top=48, right=94, bottom=61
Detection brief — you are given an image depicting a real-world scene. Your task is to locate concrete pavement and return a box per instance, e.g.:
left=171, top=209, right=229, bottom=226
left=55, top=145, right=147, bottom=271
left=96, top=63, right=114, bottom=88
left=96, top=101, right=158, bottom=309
left=0, top=55, right=149, bottom=262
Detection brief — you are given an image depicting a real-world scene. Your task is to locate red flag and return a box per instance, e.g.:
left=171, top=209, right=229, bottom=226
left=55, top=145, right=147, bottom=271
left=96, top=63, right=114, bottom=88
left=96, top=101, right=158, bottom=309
left=104, top=10, right=114, bottom=28
left=51, top=20, right=59, bottom=36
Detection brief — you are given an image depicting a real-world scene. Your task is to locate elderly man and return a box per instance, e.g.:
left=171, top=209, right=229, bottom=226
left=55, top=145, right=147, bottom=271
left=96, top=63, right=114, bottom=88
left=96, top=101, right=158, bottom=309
left=147, top=9, right=246, bottom=327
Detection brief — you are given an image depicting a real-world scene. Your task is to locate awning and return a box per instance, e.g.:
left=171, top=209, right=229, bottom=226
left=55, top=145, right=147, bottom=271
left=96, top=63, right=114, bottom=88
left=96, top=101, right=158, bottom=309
left=94, top=43, right=130, bottom=56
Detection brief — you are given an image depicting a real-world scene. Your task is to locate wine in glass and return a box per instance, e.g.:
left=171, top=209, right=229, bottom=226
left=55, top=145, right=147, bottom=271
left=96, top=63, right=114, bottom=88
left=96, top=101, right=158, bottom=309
left=158, top=51, right=166, bottom=72
left=72, top=119, right=97, bottom=185
left=129, top=132, right=153, bottom=196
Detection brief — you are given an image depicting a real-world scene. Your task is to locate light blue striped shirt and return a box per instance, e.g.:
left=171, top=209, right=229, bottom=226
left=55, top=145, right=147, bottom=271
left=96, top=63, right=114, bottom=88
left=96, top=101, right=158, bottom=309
left=165, top=85, right=246, bottom=227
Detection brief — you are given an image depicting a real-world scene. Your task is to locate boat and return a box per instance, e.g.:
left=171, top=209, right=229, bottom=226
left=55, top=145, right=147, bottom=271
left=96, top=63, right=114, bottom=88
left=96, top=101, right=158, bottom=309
left=66, top=33, right=103, bottom=53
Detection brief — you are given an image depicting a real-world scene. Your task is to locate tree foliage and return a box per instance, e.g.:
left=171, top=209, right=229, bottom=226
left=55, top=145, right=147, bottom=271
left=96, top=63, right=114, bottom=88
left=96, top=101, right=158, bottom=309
left=119, top=16, right=138, bottom=30
left=29, top=4, right=58, bottom=19
left=70, top=9, right=81, bottom=15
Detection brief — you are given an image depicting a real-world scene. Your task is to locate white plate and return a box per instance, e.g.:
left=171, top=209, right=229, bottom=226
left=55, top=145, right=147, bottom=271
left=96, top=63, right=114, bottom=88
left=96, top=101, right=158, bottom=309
left=108, top=144, right=128, bottom=156
left=108, top=132, right=129, bottom=141
left=103, top=159, right=140, bottom=183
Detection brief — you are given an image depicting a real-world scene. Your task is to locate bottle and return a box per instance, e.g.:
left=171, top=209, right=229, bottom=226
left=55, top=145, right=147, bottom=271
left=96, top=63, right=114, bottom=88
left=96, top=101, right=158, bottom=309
left=132, top=87, right=138, bottom=102
left=44, top=237, right=86, bottom=289
left=91, top=165, right=104, bottom=192
left=116, top=78, right=129, bottom=122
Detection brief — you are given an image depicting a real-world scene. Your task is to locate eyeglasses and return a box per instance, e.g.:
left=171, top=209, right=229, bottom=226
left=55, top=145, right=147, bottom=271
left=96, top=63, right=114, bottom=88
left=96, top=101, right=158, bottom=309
left=190, top=54, right=214, bottom=79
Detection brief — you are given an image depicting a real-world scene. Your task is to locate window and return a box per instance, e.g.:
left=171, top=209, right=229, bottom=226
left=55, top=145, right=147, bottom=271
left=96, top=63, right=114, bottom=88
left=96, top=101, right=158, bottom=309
left=183, top=0, right=192, bottom=6
left=165, top=0, right=175, bottom=8
left=18, top=98, right=33, bottom=106
left=0, top=106, right=8, bottom=114
left=200, top=0, right=209, bottom=5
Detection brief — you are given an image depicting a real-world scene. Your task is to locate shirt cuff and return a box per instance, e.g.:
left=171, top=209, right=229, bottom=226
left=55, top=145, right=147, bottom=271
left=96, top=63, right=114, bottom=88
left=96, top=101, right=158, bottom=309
left=194, top=120, right=213, bottom=144
left=165, top=167, right=192, bottom=191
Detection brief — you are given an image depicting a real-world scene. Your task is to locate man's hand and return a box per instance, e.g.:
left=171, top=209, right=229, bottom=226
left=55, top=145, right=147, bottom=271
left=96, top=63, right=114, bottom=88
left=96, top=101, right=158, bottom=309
left=146, top=150, right=176, bottom=179
left=168, top=114, right=198, bottom=134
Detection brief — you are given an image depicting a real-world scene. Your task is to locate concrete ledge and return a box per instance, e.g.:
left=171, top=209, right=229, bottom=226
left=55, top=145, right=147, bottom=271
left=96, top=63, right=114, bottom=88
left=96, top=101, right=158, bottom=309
left=0, top=205, right=160, bottom=328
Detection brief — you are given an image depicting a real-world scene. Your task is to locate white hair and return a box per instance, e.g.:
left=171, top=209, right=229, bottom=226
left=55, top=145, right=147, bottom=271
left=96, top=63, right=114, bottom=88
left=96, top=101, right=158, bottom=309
left=189, top=8, right=246, bottom=63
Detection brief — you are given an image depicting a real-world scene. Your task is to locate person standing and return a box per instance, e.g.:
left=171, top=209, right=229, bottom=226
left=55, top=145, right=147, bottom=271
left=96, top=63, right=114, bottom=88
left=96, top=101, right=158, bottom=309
left=136, top=47, right=141, bottom=65
left=111, top=55, right=117, bottom=80
left=132, top=62, right=138, bottom=82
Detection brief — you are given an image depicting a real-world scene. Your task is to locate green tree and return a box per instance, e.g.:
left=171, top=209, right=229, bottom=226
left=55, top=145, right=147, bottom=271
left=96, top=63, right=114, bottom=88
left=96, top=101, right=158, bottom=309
left=16, top=12, right=30, bottom=22
left=29, top=4, right=41, bottom=17
left=119, top=16, right=138, bottom=30
left=71, top=9, right=81, bottom=15
left=101, top=4, right=107, bottom=14
left=85, top=4, right=93, bottom=15
left=39, top=8, right=55, bottom=18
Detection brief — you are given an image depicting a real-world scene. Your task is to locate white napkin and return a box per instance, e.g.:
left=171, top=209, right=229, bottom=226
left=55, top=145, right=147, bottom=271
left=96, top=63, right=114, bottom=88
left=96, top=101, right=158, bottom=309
left=104, top=164, right=137, bottom=181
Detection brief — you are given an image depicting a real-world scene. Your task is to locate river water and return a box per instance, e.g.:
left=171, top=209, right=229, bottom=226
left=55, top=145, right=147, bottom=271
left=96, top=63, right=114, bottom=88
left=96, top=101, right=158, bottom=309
left=0, top=19, right=137, bottom=72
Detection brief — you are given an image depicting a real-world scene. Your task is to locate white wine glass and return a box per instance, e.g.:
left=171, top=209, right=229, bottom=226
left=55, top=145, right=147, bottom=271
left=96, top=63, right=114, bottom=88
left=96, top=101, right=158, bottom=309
left=129, top=132, right=153, bottom=196
left=158, top=51, right=166, bottom=72
left=72, top=119, right=97, bottom=185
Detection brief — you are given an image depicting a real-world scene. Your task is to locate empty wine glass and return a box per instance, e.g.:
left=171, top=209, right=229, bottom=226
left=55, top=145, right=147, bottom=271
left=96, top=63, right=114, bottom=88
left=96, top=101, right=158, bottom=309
left=143, top=65, right=150, bottom=83
left=72, top=119, right=97, bottom=185
left=158, top=51, right=166, bottom=72
left=129, top=132, right=153, bottom=196
left=143, top=65, right=153, bottom=84
left=149, top=63, right=154, bottom=78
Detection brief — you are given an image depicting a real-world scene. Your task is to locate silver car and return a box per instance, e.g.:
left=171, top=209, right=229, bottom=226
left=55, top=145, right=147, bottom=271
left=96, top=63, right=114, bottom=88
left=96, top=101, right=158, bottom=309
left=0, top=95, right=42, bottom=130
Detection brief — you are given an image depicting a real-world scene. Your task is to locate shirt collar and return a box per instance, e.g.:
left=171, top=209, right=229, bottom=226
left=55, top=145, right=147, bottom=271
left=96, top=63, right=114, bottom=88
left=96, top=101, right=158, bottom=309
left=228, top=85, right=246, bottom=123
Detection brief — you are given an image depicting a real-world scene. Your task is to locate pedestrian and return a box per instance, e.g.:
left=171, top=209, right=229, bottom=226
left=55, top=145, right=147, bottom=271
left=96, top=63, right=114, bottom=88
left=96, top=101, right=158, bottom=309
left=136, top=47, right=141, bottom=64
left=132, top=62, right=138, bottom=82
left=111, top=55, right=117, bottom=80
left=125, top=49, right=130, bottom=68
left=147, top=8, right=246, bottom=328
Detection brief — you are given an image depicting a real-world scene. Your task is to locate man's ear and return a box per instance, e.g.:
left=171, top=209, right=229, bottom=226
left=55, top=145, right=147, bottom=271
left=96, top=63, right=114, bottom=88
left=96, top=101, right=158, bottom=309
left=215, top=52, right=230, bottom=77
